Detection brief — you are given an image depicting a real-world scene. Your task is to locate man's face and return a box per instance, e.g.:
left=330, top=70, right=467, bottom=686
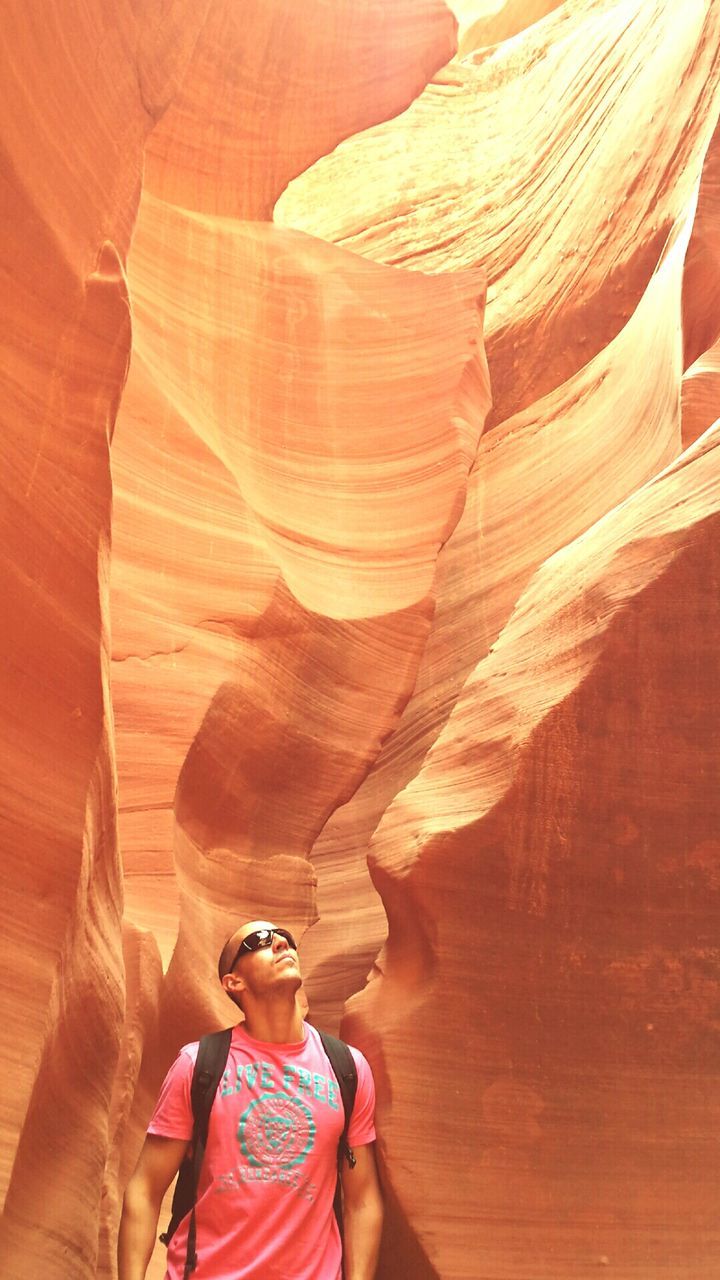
left=223, top=919, right=302, bottom=1002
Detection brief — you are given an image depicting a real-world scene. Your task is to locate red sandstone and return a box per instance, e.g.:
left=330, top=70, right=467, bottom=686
left=1, top=3, right=719, bottom=1278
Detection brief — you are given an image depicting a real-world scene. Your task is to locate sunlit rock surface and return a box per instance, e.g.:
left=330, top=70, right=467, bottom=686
left=684, top=335, right=720, bottom=447
left=682, top=120, right=720, bottom=448
left=683, top=120, right=720, bottom=370
left=277, top=0, right=720, bottom=425
left=129, top=206, right=487, bottom=620
left=2, top=1, right=720, bottom=1278
left=145, top=0, right=456, bottom=220
left=447, top=0, right=564, bottom=53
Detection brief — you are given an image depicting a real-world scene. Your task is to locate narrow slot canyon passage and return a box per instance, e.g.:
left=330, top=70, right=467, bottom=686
left=2, top=3, right=720, bottom=1278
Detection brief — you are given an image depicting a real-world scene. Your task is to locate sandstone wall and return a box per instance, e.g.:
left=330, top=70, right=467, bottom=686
left=0, top=5, right=213, bottom=1274
left=2, top=2, right=720, bottom=1277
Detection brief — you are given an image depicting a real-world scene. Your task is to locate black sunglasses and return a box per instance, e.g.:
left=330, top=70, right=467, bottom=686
left=227, top=927, right=297, bottom=973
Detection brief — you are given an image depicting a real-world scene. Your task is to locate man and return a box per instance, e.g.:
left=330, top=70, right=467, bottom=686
left=118, top=920, right=383, bottom=1280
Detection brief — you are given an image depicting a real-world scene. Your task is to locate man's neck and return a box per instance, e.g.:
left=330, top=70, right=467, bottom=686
left=242, top=994, right=305, bottom=1045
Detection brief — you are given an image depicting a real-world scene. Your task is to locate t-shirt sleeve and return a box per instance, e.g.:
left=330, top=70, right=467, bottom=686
left=347, top=1046, right=377, bottom=1147
left=147, top=1045, right=196, bottom=1141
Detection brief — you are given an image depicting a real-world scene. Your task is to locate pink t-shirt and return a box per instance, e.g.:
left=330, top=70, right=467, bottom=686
left=148, top=1023, right=376, bottom=1280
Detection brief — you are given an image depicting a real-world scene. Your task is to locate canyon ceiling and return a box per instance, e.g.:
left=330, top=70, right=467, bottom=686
left=2, top=1, right=720, bottom=1277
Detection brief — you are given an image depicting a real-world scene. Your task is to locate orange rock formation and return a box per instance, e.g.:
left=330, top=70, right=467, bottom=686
left=2, top=2, right=720, bottom=1278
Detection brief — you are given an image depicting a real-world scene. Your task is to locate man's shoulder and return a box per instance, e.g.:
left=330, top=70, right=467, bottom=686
left=156, top=1041, right=199, bottom=1092
left=307, top=1023, right=355, bottom=1058
left=177, top=1038, right=201, bottom=1064
left=312, top=1028, right=376, bottom=1099
left=346, top=1042, right=371, bottom=1069
left=178, top=1024, right=240, bottom=1064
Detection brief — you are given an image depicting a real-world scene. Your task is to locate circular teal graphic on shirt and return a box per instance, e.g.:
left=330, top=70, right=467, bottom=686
left=238, top=1092, right=316, bottom=1169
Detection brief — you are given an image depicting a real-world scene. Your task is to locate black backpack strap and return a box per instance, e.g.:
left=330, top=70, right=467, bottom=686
left=318, top=1029, right=358, bottom=1168
left=318, top=1028, right=358, bottom=1263
left=159, top=1027, right=233, bottom=1277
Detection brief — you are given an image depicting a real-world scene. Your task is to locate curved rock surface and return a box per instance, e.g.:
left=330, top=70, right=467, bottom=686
left=111, top=354, right=277, bottom=957
left=683, top=336, right=720, bottom=447
left=303, top=195, right=694, bottom=1028
left=2, top=2, right=720, bottom=1279
left=683, top=120, right=720, bottom=370
left=0, top=4, right=211, bottom=1276
left=129, top=204, right=487, bottom=619
left=98, top=924, right=163, bottom=1278
left=355, top=420, right=720, bottom=1278
left=145, top=0, right=457, bottom=219
left=449, top=0, right=564, bottom=54
left=277, top=0, right=720, bottom=425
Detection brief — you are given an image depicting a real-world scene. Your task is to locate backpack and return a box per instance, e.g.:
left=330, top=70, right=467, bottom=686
left=159, top=1025, right=359, bottom=1279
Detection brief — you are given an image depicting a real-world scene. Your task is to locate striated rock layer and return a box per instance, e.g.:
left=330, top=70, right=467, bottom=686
left=2, top=2, right=720, bottom=1279
left=112, top=0, right=471, bottom=981
left=355, top=421, right=720, bottom=1278
left=277, top=0, right=720, bottom=424
left=0, top=3, right=213, bottom=1276
left=145, top=0, right=457, bottom=220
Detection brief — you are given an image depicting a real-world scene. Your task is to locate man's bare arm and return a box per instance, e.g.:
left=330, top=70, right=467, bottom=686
left=118, top=1135, right=188, bottom=1280
left=341, top=1142, right=384, bottom=1280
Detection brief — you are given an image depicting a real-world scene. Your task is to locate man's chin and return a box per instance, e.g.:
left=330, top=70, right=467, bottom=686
left=274, top=964, right=302, bottom=988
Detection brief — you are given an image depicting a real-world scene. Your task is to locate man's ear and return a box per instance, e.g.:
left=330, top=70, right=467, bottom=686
left=222, top=971, right=246, bottom=998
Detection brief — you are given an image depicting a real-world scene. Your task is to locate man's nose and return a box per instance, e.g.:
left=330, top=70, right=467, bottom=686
left=272, top=932, right=288, bottom=953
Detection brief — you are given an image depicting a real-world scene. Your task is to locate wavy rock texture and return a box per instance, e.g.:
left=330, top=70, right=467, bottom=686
left=683, top=120, right=720, bottom=370
left=111, top=356, right=276, bottom=956
left=0, top=3, right=212, bottom=1276
left=98, top=925, right=164, bottom=1278
left=448, top=0, right=564, bottom=53
left=684, top=336, right=720, bottom=447
left=682, top=121, right=720, bottom=448
left=144, top=0, right=457, bottom=220
left=109, top=5, right=481, bottom=1276
left=3, top=2, right=720, bottom=1279
left=354, top=421, right=720, bottom=1279
left=114, top=218, right=488, bottom=1004
left=277, top=0, right=720, bottom=425
left=111, top=0, right=473, bottom=981
left=129, top=207, right=487, bottom=620
left=302, top=196, right=693, bottom=1030
left=276, top=0, right=720, bottom=1021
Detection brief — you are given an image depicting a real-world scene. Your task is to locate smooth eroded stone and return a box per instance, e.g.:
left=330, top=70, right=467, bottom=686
left=277, top=0, right=720, bottom=425
left=161, top=578, right=439, bottom=1042
left=6, top=2, right=719, bottom=1276
left=111, top=355, right=279, bottom=962
left=130, top=206, right=489, bottom=618
left=144, top=0, right=458, bottom=218
left=353, top=423, right=720, bottom=1279
left=683, top=118, right=720, bottom=370
left=0, top=229, right=128, bottom=1277
left=682, top=120, right=720, bottom=447
left=452, top=0, right=565, bottom=54
left=303, top=199, right=692, bottom=1026
left=0, top=2, right=211, bottom=1274
left=97, top=924, right=164, bottom=1279
left=682, top=342, right=720, bottom=448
